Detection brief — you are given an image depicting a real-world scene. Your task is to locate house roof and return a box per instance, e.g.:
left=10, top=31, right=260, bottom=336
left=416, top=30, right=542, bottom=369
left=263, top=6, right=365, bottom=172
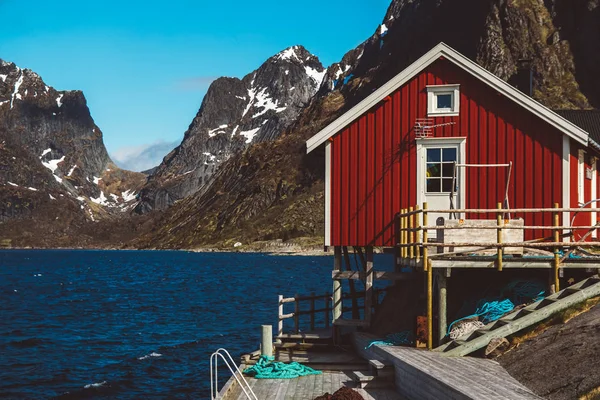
left=306, top=42, right=590, bottom=153
left=554, top=109, right=600, bottom=145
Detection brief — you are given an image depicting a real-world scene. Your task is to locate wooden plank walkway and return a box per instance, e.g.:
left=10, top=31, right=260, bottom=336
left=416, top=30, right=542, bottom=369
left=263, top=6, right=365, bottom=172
left=354, top=333, right=541, bottom=400
left=221, top=370, right=405, bottom=400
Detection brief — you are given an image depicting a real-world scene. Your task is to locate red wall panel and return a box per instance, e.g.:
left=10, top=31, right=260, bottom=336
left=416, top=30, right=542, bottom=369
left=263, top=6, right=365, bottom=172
left=330, top=59, right=566, bottom=246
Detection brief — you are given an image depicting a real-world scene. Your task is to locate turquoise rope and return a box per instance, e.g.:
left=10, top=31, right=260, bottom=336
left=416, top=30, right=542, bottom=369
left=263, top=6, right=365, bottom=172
left=365, top=331, right=413, bottom=349
left=447, top=279, right=546, bottom=336
left=242, top=355, right=322, bottom=379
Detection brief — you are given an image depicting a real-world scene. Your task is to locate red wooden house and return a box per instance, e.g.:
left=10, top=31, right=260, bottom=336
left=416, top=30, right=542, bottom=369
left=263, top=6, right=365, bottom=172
left=305, top=43, right=600, bottom=348
left=307, top=42, right=599, bottom=247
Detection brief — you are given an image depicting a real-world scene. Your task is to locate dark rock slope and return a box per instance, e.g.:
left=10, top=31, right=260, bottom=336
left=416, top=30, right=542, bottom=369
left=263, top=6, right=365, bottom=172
left=499, top=302, right=600, bottom=400
left=135, top=45, right=326, bottom=213
left=132, top=0, right=598, bottom=249
left=0, top=59, right=145, bottom=247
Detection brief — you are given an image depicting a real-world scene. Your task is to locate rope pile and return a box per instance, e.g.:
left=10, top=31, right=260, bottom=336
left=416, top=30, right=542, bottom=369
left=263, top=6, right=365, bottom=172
left=242, top=355, right=322, bottom=379
left=365, top=331, right=413, bottom=349
left=447, top=279, right=546, bottom=338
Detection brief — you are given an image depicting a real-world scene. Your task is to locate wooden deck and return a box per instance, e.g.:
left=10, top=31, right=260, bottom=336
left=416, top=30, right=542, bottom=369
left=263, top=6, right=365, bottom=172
left=354, top=333, right=541, bottom=400
left=221, top=370, right=405, bottom=400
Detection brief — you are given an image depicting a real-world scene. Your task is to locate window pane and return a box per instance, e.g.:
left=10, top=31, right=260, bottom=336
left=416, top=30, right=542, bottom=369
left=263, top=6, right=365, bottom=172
left=427, top=179, right=441, bottom=193
left=442, top=163, right=455, bottom=178
left=427, top=163, right=441, bottom=177
left=442, top=178, right=454, bottom=193
left=427, top=148, right=441, bottom=162
left=437, top=93, right=453, bottom=109
left=442, top=148, right=457, bottom=162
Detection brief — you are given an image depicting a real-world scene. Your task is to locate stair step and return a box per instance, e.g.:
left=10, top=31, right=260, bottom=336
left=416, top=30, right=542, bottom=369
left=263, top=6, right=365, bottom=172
left=369, top=359, right=392, bottom=369
left=352, top=371, right=393, bottom=389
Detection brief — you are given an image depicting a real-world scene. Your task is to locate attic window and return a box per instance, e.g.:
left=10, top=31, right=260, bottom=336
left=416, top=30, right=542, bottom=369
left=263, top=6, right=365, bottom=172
left=427, top=85, right=460, bottom=117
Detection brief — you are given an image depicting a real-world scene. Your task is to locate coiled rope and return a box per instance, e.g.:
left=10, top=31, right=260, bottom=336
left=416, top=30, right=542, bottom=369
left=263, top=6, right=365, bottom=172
left=447, top=279, right=545, bottom=337
left=242, top=355, right=322, bottom=379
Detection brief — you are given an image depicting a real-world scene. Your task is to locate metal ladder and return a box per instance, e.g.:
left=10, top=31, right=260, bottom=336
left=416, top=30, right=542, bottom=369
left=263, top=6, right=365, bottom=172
left=210, top=348, right=258, bottom=400
left=435, top=275, right=600, bottom=357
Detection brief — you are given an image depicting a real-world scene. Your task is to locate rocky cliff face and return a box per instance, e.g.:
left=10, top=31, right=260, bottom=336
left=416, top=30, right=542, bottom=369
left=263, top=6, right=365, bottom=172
left=0, top=59, right=145, bottom=247
left=135, top=45, right=326, bottom=213
left=131, top=0, right=599, bottom=249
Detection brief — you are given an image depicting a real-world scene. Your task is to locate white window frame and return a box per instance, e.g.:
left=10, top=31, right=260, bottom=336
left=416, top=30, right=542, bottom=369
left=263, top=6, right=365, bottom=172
left=578, top=149, right=585, bottom=205
left=427, top=84, right=460, bottom=117
left=416, top=137, right=467, bottom=209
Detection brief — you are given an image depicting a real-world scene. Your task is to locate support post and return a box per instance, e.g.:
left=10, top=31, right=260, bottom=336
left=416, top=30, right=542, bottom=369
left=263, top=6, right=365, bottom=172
left=438, top=271, right=447, bottom=346
left=278, top=295, right=284, bottom=337
left=395, top=214, right=401, bottom=272
left=427, top=259, right=433, bottom=350
left=343, top=246, right=360, bottom=319
left=553, top=203, right=561, bottom=292
left=497, top=202, right=503, bottom=272
left=423, top=203, right=428, bottom=272
left=333, top=246, right=342, bottom=323
left=261, top=325, right=273, bottom=357
left=364, top=247, right=374, bottom=325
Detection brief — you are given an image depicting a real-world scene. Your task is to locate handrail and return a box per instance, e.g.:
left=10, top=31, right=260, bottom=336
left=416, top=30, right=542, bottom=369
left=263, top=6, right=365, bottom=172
left=397, top=207, right=600, bottom=215
left=277, top=288, right=387, bottom=336
left=210, top=348, right=257, bottom=400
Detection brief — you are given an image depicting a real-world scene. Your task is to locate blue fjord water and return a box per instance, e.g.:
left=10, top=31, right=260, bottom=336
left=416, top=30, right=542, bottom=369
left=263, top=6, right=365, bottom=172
left=0, top=250, right=349, bottom=399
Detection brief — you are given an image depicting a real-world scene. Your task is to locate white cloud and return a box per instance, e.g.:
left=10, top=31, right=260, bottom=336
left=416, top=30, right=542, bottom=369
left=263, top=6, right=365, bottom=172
left=111, top=140, right=180, bottom=172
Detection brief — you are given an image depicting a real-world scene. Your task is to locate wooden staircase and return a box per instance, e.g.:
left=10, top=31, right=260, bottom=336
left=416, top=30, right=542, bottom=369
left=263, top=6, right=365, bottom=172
left=435, top=276, right=600, bottom=357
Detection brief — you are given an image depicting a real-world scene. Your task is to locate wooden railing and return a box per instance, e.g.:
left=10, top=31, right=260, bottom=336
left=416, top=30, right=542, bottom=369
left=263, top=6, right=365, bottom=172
left=277, top=289, right=386, bottom=337
left=396, top=202, right=600, bottom=349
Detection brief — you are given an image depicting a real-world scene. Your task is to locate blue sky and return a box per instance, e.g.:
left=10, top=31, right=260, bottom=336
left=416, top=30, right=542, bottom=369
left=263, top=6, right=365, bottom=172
left=0, top=0, right=390, bottom=164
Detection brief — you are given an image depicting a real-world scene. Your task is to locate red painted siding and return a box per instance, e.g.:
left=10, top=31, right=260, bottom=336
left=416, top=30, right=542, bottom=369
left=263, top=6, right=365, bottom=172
left=329, top=59, right=566, bottom=246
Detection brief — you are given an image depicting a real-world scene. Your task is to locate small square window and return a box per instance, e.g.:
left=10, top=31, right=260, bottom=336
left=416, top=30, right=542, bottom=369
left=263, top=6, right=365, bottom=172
left=427, top=85, right=460, bottom=117
left=436, top=94, right=452, bottom=109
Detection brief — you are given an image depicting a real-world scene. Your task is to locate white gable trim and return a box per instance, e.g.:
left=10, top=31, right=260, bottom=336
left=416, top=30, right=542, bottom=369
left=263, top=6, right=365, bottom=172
left=306, top=42, right=589, bottom=154
left=324, top=141, right=331, bottom=246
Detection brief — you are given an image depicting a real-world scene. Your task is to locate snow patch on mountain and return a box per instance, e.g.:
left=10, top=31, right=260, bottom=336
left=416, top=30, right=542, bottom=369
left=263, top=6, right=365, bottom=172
left=239, top=127, right=260, bottom=144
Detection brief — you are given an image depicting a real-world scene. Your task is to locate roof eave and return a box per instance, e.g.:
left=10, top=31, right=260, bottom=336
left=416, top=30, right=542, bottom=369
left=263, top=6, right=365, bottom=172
left=306, top=42, right=589, bottom=154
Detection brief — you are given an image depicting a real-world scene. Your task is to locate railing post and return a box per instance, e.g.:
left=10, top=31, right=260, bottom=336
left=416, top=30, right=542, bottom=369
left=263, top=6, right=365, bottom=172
left=553, top=203, right=561, bottom=292
left=401, top=209, right=406, bottom=259
left=415, top=205, right=421, bottom=262
left=497, top=202, right=503, bottom=272
left=294, top=294, right=300, bottom=334
left=310, top=292, right=316, bottom=331
left=278, top=295, right=284, bottom=337
left=409, top=206, right=415, bottom=260
left=423, top=202, right=433, bottom=350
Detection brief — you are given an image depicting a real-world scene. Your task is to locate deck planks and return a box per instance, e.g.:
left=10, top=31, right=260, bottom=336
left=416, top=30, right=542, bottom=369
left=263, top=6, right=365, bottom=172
left=222, top=370, right=404, bottom=400
left=354, top=332, right=541, bottom=400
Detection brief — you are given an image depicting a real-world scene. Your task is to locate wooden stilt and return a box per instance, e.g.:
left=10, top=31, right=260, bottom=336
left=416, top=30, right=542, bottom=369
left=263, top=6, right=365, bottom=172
left=365, top=246, right=374, bottom=325
left=333, top=247, right=342, bottom=323
left=343, top=246, right=360, bottom=319
left=427, top=259, right=433, bottom=350
left=438, top=271, right=448, bottom=346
